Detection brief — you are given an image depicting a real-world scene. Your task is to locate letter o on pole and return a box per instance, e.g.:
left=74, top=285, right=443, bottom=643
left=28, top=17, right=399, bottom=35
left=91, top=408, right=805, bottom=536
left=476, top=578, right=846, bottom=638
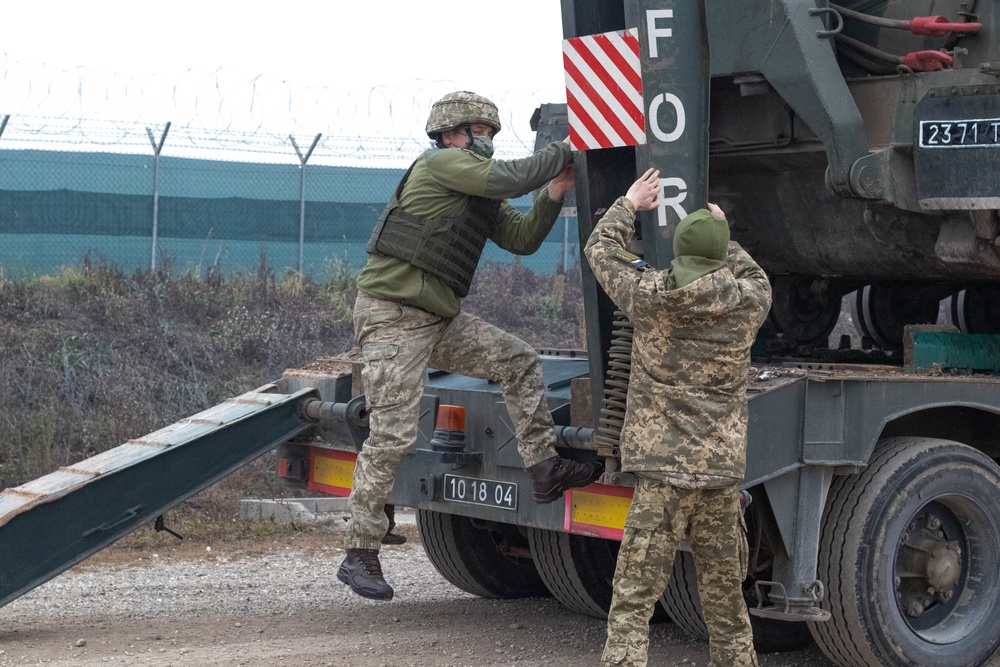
left=649, top=93, right=686, bottom=143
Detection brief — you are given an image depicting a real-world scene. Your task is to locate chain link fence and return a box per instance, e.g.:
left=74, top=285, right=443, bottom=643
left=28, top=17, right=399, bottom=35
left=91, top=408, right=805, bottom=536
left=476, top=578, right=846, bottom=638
left=0, top=114, right=580, bottom=280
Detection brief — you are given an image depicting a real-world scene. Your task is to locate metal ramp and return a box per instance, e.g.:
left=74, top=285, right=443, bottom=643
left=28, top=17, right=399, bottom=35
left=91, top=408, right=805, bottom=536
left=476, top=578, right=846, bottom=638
left=0, top=384, right=318, bottom=610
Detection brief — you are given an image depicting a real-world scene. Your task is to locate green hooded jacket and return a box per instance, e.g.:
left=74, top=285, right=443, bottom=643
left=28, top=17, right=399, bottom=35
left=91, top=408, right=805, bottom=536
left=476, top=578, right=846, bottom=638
left=584, top=196, right=772, bottom=482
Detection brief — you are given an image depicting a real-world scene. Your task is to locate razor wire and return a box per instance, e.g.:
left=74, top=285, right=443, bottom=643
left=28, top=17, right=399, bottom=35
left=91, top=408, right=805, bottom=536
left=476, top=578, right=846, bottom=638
left=0, top=53, right=564, bottom=165
left=0, top=55, right=580, bottom=279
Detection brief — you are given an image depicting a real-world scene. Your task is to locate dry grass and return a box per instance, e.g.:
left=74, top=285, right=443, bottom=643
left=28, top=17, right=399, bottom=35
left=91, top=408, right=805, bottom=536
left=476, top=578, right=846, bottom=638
left=0, top=256, right=584, bottom=540
left=0, top=256, right=356, bottom=491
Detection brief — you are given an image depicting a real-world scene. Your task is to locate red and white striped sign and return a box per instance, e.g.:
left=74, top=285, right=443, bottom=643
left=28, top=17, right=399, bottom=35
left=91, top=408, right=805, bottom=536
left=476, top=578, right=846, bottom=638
left=563, top=28, right=645, bottom=151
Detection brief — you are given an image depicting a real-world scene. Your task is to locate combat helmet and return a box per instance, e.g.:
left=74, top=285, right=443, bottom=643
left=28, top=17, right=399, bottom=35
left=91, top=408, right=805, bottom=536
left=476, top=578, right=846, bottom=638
left=425, top=91, right=502, bottom=139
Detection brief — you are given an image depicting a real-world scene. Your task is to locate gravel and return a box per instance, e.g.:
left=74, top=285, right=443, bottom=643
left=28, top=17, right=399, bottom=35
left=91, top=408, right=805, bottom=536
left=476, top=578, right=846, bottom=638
left=0, top=514, right=833, bottom=667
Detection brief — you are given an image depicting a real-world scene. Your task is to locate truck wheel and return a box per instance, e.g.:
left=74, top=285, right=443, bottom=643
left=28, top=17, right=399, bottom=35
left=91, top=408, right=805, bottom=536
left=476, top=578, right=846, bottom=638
left=526, top=528, right=619, bottom=618
left=416, top=509, right=548, bottom=599
left=659, top=550, right=812, bottom=653
left=768, top=276, right=842, bottom=347
left=949, top=287, right=1000, bottom=334
left=527, top=527, right=671, bottom=621
left=810, top=437, right=1000, bottom=667
left=850, top=284, right=939, bottom=350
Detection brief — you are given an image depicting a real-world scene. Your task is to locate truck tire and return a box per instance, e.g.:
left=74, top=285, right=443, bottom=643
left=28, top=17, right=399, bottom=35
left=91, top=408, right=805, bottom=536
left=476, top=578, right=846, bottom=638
left=526, top=528, right=619, bottom=618
left=659, top=550, right=812, bottom=653
left=659, top=551, right=708, bottom=640
left=416, top=509, right=548, bottom=599
left=810, top=437, right=1000, bottom=667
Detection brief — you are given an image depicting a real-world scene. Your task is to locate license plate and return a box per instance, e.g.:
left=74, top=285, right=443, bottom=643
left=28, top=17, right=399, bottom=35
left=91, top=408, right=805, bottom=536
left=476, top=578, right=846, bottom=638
left=442, top=474, right=517, bottom=511
left=918, top=118, right=1000, bottom=149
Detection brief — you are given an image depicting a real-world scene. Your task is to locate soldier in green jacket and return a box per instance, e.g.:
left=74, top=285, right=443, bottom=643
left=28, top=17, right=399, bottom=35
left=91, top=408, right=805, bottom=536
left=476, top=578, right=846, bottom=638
left=585, top=168, right=772, bottom=667
left=337, top=91, right=603, bottom=601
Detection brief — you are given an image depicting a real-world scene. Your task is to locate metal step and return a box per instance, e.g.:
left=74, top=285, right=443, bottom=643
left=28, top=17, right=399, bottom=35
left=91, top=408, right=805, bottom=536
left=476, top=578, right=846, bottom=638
left=0, top=384, right=317, bottom=610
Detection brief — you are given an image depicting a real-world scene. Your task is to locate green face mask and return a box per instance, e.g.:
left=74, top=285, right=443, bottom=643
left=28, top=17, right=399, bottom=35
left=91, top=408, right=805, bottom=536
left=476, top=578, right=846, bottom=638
left=469, top=135, right=495, bottom=159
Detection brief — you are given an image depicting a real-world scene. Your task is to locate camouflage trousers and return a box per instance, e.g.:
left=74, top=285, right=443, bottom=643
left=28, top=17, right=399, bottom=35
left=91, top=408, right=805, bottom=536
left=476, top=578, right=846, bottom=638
left=344, top=294, right=559, bottom=550
left=602, top=478, right=757, bottom=667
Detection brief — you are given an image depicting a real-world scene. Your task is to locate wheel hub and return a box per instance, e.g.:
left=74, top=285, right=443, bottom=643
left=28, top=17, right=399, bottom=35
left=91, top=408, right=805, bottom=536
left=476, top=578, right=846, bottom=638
left=927, top=543, right=961, bottom=593
left=894, top=504, right=967, bottom=625
left=768, top=276, right=842, bottom=346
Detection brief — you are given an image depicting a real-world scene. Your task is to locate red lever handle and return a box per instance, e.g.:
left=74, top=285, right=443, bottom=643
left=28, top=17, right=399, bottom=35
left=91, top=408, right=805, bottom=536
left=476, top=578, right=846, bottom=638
left=908, top=16, right=982, bottom=37
left=900, top=50, right=954, bottom=72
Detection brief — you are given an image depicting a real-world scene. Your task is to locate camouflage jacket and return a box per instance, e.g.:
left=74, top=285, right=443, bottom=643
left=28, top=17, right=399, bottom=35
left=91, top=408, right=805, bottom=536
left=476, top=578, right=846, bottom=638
left=584, top=196, right=772, bottom=481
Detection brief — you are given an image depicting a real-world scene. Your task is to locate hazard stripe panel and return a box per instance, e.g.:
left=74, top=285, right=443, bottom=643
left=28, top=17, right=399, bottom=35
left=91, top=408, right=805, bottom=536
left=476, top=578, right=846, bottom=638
left=563, top=28, right=645, bottom=151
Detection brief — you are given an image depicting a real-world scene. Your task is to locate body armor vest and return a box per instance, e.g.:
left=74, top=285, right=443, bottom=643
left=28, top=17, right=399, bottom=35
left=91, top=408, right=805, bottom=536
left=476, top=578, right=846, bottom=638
left=366, top=154, right=500, bottom=297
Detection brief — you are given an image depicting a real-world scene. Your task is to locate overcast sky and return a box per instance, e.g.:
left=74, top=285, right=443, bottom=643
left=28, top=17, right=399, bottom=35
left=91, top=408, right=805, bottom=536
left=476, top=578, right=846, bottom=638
left=1, top=1, right=569, bottom=150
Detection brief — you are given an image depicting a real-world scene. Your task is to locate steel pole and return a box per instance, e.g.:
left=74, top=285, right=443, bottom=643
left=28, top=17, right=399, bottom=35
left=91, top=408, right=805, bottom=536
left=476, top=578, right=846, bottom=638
left=290, top=133, right=322, bottom=273
left=632, top=0, right=711, bottom=268
left=145, top=123, right=171, bottom=272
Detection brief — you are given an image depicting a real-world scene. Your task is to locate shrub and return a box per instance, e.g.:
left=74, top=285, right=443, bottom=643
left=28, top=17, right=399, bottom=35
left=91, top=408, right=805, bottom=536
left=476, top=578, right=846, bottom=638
left=0, top=257, right=355, bottom=489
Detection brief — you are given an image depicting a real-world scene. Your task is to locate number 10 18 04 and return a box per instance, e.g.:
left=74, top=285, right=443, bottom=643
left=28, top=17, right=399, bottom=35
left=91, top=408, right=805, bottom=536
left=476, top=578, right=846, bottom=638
left=442, top=474, right=517, bottom=510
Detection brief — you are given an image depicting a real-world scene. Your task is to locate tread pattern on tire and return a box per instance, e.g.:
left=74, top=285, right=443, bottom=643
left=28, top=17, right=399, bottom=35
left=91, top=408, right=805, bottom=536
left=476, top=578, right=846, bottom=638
left=526, top=527, right=611, bottom=618
left=811, top=437, right=938, bottom=667
left=660, top=551, right=709, bottom=640
left=416, top=509, right=546, bottom=599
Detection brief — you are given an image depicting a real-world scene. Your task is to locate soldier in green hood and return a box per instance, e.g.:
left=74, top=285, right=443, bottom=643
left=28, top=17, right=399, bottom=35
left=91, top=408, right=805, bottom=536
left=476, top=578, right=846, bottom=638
left=585, top=168, right=772, bottom=667
left=337, top=91, right=603, bottom=602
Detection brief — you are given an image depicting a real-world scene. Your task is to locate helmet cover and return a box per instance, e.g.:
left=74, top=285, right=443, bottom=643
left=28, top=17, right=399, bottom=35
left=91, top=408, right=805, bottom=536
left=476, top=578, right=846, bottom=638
left=425, top=91, right=502, bottom=138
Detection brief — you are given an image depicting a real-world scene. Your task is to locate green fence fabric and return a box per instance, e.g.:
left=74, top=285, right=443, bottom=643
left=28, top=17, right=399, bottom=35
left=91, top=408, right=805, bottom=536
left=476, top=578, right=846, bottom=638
left=0, top=149, right=579, bottom=278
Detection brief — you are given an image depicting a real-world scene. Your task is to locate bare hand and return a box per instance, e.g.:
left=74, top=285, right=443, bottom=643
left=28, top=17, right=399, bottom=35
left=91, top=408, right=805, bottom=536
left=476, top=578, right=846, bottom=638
left=707, top=202, right=727, bottom=219
left=547, top=163, right=576, bottom=201
left=625, top=168, right=661, bottom=211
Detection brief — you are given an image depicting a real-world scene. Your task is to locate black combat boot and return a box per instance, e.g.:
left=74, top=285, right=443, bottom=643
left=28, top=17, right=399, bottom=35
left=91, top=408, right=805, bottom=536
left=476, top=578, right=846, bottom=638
left=337, top=548, right=394, bottom=600
left=527, top=456, right=604, bottom=504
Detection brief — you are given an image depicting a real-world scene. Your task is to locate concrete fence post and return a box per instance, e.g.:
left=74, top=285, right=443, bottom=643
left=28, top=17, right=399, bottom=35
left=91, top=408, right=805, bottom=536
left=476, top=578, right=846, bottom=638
left=290, top=133, right=322, bottom=273
left=145, top=122, right=171, bottom=272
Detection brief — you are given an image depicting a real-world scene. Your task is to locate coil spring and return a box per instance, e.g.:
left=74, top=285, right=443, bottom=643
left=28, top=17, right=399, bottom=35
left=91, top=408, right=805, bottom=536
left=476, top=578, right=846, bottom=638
left=595, top=311, right=634, bottom=452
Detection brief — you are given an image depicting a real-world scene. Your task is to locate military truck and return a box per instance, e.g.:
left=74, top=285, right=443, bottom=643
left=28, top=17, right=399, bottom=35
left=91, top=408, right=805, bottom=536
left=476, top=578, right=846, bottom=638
left=290, top=3, right=1000, bottom=665
left=282, top=3, right=1000, bottom=666
left=3, top=2, right=1000, bottom=666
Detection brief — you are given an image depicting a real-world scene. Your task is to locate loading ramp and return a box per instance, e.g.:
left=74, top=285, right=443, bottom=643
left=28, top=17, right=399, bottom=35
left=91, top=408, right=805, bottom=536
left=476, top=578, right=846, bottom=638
left=0, top=384, right=321, bottom=610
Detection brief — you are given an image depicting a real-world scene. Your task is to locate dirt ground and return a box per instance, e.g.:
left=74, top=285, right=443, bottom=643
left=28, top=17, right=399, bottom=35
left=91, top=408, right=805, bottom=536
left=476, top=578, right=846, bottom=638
left=0, top=522, right=833, bottom=667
